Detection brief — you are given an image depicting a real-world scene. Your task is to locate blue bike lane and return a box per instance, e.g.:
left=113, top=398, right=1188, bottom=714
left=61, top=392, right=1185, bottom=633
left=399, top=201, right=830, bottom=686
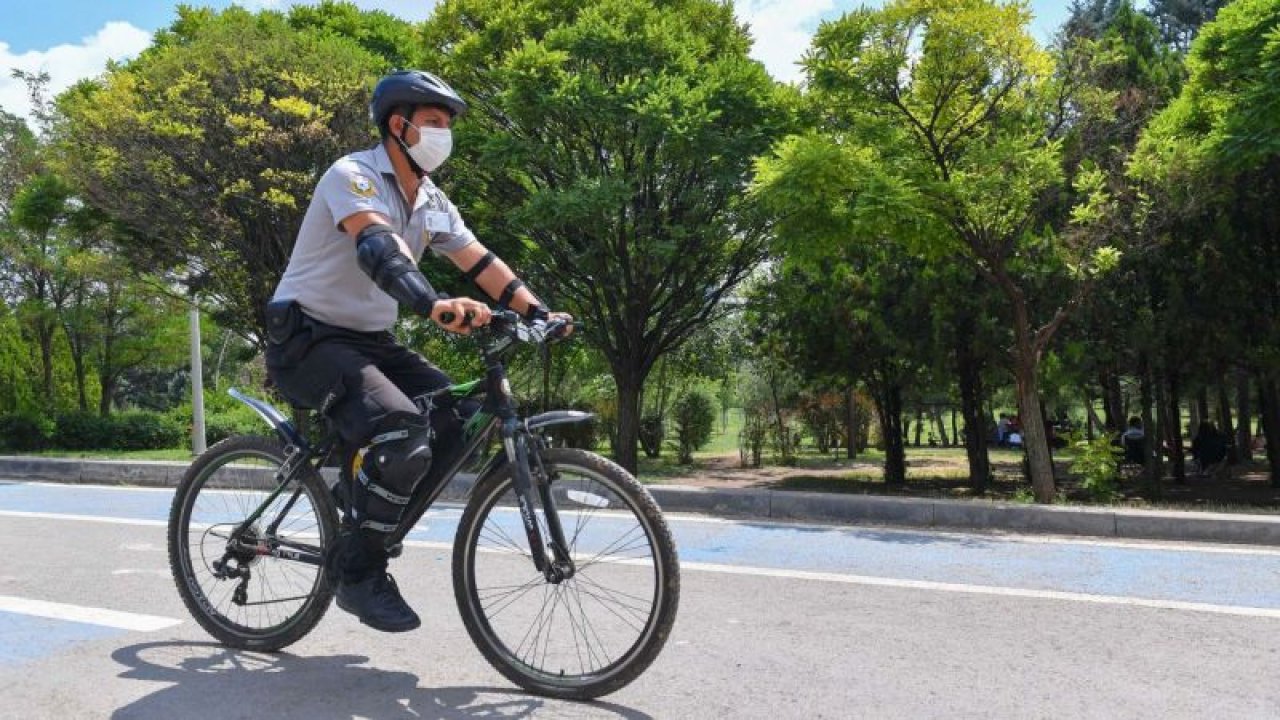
left=3, top=479, right=1279, bottom=612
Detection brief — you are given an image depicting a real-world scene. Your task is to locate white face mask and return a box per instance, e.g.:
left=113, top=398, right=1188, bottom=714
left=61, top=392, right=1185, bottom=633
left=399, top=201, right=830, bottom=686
left=399, top=122, right=452, bottom=172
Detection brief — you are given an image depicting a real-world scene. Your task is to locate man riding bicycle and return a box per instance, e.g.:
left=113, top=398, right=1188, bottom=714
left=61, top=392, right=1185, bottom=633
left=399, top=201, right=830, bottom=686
left=265, top=70, right=572, bottom=633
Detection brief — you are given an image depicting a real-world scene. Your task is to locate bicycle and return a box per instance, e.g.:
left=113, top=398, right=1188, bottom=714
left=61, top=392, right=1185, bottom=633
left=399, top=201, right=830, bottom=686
left=166, top=310, right=680, bottom=699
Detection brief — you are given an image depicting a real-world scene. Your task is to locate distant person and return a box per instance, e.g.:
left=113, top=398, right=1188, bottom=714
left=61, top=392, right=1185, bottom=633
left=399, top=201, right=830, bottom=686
left=996, top=414, right=1011, bottom=447
left=1115, top=416, right=1145, bottom=465
left=1191, top=421, right=1229, bottom=477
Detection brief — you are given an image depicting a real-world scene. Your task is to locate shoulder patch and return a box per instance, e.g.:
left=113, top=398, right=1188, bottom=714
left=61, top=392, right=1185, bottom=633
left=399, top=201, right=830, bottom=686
left=349, top=175, right=377, bottom=199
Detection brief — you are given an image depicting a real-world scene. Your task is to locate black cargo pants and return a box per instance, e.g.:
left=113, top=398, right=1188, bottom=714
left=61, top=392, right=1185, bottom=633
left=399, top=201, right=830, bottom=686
left=264, top=303, right=460, bottom=577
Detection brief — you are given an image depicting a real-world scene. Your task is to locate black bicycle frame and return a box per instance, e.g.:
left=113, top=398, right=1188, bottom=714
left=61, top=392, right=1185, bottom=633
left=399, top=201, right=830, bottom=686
left=229, top=332, right=576, bottom=579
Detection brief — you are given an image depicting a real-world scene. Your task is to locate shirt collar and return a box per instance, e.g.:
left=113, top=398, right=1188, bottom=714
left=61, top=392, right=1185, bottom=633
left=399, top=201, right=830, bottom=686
left=373, top=143, right=395, bottom=177
left=373, top=142, right=438, bottom=211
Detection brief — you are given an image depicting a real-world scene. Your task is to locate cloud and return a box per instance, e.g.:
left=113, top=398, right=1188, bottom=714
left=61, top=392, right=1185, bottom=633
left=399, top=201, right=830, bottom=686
left=0, top=21, right=152, bottom=129
left=737, top=0, right=841, bottom=84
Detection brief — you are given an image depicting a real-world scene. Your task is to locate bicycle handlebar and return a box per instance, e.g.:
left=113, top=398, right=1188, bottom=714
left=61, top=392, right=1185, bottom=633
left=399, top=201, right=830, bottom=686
left=437, top=307, right=577, bottom=346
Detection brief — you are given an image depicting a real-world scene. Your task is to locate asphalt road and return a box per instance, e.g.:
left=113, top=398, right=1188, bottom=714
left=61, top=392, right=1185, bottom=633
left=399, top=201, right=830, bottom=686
left=2, top=479, right=1280, bottom=719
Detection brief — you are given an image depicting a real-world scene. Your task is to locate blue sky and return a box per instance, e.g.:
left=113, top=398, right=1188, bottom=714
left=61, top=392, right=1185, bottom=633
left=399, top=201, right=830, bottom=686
left=1, top=1, right=1072, bottom=124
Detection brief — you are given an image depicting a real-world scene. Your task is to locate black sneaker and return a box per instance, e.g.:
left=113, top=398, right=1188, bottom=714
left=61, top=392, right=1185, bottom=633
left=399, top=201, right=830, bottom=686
left=335, top=572, right=421, bottom=632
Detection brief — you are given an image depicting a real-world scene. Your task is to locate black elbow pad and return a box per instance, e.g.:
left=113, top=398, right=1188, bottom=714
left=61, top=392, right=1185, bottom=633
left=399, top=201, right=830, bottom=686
left=355, top=224, right=440, bottom=315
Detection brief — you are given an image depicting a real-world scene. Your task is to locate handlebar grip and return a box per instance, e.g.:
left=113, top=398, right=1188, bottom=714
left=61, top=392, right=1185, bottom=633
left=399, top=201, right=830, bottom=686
left=437, top=310, right=474, bottom=327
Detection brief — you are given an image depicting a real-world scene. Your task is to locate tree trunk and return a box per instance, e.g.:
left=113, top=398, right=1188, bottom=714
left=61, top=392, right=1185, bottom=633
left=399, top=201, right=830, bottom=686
left=874, top=382, right=906, bottom=486
left=845, top=386, right=857, bottom=460
left=73, top=352, right=87, bottom=412
left=950, top=409, right=958, bottom=448
left=957, top=341, right=991, bottom=492
left=1139, top=354, right=1161, bottom=499
left=1012, top=343, right=1055, bottom=503
left=912, top=407, right=923, bottom=447
left=1236, top=369, right=1253, bottom=462
left=1188, top=395, right=1201, bottom=439
left=38, top=325, right=55, bottom=404
left=614, top=374, right=642, bottom=475
left=98, top=374, right=116, bottom=417
left=1217, top=380, right=1235, bottom=459
left=1101, top=371, right=1124, bottom=432
left=933, top=409, right=949, bottom=446
left=1259, top=376, right=1280, bottom=488
left=1170, top=373, right=1187, bottom=483
left=1197, top=388, right=1210, bottom=434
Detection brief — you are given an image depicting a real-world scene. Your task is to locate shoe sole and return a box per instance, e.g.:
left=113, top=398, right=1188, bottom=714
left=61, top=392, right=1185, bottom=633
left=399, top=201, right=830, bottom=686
left=335, top=596, right=421, bottom=633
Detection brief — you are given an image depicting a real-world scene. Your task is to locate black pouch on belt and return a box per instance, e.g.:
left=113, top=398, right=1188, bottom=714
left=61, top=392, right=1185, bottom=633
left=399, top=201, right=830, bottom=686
left=265, top=299, right=303, bottom=345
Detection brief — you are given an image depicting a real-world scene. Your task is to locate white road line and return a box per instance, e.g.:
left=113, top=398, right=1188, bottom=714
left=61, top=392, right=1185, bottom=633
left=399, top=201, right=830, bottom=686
left=678, top=561, right=1280, bottom=619
left=0, top=510, right=166, bottom=527
left=0, top=595, right=182, bottom=632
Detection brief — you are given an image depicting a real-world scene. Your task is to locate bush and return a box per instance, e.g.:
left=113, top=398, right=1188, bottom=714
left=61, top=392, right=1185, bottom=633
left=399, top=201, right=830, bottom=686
left=204, top=410, right=265, bottom=445
left=55, top=412, right=113, bottom=450
left=1070, top=435, right=1120, bottom=501
left=739, top=408, right=767, bottom=468
left=672, top=391, right=715, bottom=465
left=0, top=413, right=54, bottom=451
left=109, top=411, right=184, bottom=450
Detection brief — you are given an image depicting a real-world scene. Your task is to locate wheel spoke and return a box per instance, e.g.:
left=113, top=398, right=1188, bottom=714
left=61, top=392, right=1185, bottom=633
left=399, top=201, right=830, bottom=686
left=173, top=441, right=334, bottom=646
left=461, top=450, right=677, bottom=695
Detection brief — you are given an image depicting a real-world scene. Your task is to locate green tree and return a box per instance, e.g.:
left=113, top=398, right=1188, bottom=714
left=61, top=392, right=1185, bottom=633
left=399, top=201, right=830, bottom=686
left=784, top=0, right=1115, bottom=501
left=1131, top=0, right=1280, bottom=485
left=421, top=0, right=791, bottom=473
left=671, top=390, right=714, bottom=465
left=57, top=5, right=409, bottom=342
left=5, top=173, right=78, bottom=404
left=1144, top=0, right=1228, bottom=51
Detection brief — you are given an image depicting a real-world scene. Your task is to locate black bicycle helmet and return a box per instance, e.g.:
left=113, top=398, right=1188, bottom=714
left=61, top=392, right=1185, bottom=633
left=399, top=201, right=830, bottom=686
left=369, top=70, right=468, bottom=127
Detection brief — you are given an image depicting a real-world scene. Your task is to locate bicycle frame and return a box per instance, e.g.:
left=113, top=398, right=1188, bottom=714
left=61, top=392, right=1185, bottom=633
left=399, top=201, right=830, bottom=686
left=224, top=316, right=591, bottom=582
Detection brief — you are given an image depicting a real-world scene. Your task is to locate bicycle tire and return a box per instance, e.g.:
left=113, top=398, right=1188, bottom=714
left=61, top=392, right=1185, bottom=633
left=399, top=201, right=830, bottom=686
left=453, top=447, right=680, bottom=699
left=168, top=434, right=338, bottom=651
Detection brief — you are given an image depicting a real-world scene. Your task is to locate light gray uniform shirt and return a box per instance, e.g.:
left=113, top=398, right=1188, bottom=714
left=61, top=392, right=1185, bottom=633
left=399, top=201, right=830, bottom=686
left=272, top=144, right=476, bottom=332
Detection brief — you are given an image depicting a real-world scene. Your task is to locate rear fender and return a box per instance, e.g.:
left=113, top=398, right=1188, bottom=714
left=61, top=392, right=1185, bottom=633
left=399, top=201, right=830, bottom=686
left=228, top=387, right=309, bottom=451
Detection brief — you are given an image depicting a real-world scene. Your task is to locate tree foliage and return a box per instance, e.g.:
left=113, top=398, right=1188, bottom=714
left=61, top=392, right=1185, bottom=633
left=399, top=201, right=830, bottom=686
left=57, top=4, right=410, bottom=342
left=422, top=0, right=792, bottom=472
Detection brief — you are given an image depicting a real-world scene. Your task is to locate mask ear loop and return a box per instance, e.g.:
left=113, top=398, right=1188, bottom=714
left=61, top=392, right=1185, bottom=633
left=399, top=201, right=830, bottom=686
left=393, top=107, right=427, bottom=178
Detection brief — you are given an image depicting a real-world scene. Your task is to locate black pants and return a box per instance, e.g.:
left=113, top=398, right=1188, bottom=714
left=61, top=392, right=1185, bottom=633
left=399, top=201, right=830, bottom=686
left=265, top=315, right=452, bottom=447
left=265, top=314, right=455, bottom=579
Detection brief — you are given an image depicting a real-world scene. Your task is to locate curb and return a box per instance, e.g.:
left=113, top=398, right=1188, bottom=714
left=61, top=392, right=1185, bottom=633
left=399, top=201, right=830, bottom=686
left=4, top=456, right=1279, bottom=545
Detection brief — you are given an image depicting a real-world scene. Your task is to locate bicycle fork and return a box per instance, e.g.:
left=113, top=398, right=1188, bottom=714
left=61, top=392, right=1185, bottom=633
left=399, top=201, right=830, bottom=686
left=503, top=418, right=575, bottom=583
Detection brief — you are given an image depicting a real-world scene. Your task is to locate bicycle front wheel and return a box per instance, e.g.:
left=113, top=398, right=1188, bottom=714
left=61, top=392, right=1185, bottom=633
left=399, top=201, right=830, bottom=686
left=453, top=448, right=680, bottom=699
left=168, top=434, right=338, bottom=651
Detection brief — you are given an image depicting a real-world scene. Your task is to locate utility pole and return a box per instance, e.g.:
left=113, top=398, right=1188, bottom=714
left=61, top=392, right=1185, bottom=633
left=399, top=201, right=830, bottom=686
left=190, top=303, right=206, bottom=455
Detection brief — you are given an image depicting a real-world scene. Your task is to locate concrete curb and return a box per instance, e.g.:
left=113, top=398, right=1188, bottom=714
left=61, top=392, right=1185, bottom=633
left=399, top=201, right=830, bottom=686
left=4, top=456, right=1279, bottom=546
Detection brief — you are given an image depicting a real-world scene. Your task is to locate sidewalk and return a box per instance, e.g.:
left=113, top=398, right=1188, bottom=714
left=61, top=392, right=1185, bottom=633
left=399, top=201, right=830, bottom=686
left=4, top=455, right=1280, bottom=546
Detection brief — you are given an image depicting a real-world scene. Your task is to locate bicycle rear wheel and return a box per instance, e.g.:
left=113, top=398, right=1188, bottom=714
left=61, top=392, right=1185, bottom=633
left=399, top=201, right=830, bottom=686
left=168, top=434, right=338, bottom=651
left=453, top=448, right=680, bottom=699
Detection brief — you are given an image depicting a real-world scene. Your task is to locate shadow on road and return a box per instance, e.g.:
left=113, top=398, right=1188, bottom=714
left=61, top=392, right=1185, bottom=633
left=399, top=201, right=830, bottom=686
left=110, top=641, right=653, bottom=720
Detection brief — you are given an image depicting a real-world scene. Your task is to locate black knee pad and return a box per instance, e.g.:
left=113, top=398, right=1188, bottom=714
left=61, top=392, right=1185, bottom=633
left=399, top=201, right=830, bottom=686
left=351, top=411, right=433, bottom=534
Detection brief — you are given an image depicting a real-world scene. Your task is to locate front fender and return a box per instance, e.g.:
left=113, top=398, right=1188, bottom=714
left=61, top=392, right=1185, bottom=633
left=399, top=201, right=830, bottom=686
left=525, top=410, right=596, bottom=432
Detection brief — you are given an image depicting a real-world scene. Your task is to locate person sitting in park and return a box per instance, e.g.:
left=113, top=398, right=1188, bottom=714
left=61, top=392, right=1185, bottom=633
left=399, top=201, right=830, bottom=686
left=1113, top=416, right=1146, bottom=466
left=1190, top=421, right=1229, bottom=477
left=996, top=413, right=1011, bottom=447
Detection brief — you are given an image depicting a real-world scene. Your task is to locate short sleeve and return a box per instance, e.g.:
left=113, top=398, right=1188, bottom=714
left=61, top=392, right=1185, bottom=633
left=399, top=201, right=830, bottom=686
left=428, top=197, right=478, bottom=255
left=316, top=159, right=393, bottom=229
